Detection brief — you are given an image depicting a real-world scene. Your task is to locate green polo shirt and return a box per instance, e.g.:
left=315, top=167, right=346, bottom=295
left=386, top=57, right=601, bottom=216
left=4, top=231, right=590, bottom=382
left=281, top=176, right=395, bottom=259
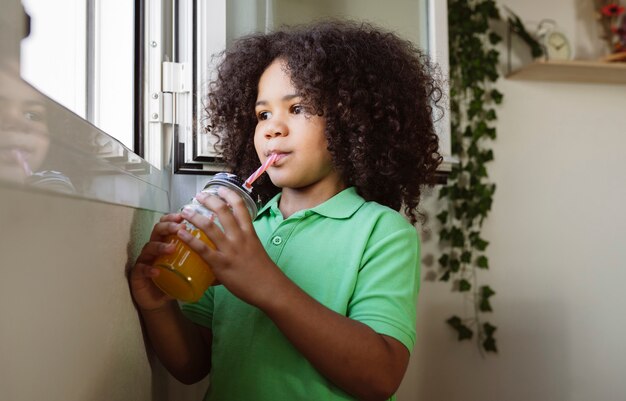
left=181, top=187, right=420, bottom=401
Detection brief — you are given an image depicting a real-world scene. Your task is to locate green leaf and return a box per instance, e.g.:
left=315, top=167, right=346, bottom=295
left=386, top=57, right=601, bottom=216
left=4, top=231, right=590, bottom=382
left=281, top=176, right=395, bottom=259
left=463, top=126, right=473, bottom=138
left=461, top=251, right=472, bottom=263
left=488, top=32, right=502, bottom=45
left=472, top=87, right=485, bottom=99
left=450, top=258, right=461, bottom=272
left=483, top=336, right=498, bottom=352
left=476, top=164, right=488, bottom=178
left=473, top=121, right=487, bottom=139
left=438, top=254, right=450, bottom=268
left=459, top=279, right=471, bottom=292
left=479, top=286, right=495, bottom=311
left=451, top=140, right=463, bottom=155
left=436, top=211, right=448, bottom=224
left=476, top=255, right=489, bottom=269
left=481, top=149, right=494, bottom=163
left=503, top=6, right=544, bottom=58
left=446, top=316, right=474, bottom=341
left=457, top=325, right=474, bottom=341
left=490, top=89, right=503, bottom=104
left=481, top=286, right=496, bottom=298
left=450, top=227, right=465, bottom=248
left=483, top=322, right=497, bottom=337
left=439, top=228, right=449, bottom=241
left=439, top=270, right=451, bottom=282
left=474, top=238, right=489, bottom=251
left=480, top=0, right=501, bottom=19
left=479, top=298, right=492, bottom=312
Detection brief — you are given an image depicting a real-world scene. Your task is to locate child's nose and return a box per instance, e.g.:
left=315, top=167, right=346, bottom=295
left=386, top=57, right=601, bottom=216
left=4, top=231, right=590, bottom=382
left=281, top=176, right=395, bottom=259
left=264, top=120, right=288, bottom=139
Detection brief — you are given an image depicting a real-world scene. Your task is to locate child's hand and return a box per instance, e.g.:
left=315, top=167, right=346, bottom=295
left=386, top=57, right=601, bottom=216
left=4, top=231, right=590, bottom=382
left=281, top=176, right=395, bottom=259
left=130, top=213, right=185, bottom=311
left=177, top=188, right=281, bottom=307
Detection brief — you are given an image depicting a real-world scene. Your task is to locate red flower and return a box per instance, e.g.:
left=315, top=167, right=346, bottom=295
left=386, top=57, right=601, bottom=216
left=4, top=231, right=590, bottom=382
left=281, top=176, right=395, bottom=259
left=610, top=25, right=625, bottom=34
left=601, top=4, right=626, bottom=17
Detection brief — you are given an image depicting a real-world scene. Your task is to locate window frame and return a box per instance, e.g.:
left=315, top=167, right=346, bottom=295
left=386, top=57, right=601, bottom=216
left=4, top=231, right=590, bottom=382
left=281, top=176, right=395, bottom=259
left=141, top=0, right=451, bottom=176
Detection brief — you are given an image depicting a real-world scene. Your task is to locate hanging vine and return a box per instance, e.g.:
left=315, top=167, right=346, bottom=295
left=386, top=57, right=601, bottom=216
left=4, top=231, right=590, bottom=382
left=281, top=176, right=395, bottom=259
left=438, top=0, right=502, bottom=354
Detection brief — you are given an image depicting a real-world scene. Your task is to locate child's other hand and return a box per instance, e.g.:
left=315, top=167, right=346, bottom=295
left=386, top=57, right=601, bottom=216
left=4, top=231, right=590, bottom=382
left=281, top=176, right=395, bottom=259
left=178, top=188, right=281, bottom=307
left=130, top=213, right=185, bottom=311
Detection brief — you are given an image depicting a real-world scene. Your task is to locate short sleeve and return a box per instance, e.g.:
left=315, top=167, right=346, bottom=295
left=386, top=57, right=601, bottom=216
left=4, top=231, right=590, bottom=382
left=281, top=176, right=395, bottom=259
left=347, top=220, right=420, bottom=352
left=180, top=286, right=215, bottom=329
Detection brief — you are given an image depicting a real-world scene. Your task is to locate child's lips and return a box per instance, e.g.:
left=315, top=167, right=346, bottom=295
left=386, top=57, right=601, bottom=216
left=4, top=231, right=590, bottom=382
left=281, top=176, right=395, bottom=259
left=271, top=152, right=288, bottom=165
left=0, top=147, right=32, bottom=163
left=267, top=150, right=288, bottom=162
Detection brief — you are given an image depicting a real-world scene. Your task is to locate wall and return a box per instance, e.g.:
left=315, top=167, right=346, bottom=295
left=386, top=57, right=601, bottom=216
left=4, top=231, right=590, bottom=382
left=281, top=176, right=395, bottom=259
left=0, top=185, right=210, bottom=401
left=0, top=186, right=151, bottom=400
left=397, top=0, right=626, bottom=400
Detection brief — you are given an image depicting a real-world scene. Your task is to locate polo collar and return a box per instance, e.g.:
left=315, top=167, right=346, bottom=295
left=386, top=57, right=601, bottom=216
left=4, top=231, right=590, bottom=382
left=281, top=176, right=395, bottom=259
left=256, top=187, right=365, bottom=220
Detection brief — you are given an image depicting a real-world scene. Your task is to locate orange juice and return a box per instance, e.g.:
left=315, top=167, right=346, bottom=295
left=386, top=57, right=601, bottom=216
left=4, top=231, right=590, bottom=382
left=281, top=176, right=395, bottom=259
left=152, top=228, right=219, bottom=302
left=151, top=172, right=258, bottom=302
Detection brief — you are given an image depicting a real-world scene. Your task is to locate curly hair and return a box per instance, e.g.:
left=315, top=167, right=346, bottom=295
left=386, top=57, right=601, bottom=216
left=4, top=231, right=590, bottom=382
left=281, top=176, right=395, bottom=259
left=205, top=20, right=443, bottom=224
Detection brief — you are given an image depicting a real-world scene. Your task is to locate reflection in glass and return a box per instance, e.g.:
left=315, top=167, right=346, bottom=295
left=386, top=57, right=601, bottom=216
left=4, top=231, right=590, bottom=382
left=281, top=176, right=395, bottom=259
left=0, top=68, right=77, bottom=193
left=0, top=66, right=169, bottom=211
left=0, top=68, right=48, bottom=182
left=19, top=0, right=135, bottom=150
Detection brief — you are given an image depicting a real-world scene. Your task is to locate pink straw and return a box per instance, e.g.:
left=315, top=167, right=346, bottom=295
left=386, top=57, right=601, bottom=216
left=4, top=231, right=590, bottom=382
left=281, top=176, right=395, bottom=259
left=243, top=153, right=278, bottom=191
left=13, top=149, right=32, bottom=176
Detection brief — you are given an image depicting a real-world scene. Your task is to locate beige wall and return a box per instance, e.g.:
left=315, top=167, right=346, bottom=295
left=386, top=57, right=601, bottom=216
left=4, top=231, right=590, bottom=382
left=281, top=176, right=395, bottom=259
left=398, top=0, right=626, bottom=400
left=0, top=185, right=207, bottom=401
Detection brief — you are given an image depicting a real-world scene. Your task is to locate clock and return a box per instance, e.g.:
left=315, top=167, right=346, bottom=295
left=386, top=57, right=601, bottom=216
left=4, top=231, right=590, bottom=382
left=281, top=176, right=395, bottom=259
left=536, top=20, right=573, bottom=61
left=542, top=30, right=573, bottom=60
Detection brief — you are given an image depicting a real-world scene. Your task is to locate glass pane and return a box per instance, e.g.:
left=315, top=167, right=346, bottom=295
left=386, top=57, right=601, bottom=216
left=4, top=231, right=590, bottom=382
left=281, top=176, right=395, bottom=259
left=19, top=0, right=135, bottom=150
left=20, top=0, right=87, bottom=119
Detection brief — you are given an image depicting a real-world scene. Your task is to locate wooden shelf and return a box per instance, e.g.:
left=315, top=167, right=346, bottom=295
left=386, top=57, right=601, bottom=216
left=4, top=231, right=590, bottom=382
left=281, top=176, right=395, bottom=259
left=506, top=60, right=626, bottom=84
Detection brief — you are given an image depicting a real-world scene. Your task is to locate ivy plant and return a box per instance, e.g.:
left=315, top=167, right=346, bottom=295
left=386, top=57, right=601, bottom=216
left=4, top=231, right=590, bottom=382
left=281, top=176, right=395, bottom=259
left=438, top=0, right=503, bottom=354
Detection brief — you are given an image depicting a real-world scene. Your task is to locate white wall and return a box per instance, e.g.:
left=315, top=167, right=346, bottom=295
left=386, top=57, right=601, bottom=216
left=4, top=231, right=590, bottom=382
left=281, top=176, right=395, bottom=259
left=398, top=0, right=626, bottom=400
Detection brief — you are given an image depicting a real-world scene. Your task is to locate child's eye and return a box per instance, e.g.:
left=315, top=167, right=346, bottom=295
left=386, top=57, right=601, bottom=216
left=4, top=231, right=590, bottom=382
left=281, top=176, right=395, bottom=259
left=291, top=105, right=305, bottom=115
left=257, top=111, right=271, bottom=121
left=24, top=110, right=45, bottom=122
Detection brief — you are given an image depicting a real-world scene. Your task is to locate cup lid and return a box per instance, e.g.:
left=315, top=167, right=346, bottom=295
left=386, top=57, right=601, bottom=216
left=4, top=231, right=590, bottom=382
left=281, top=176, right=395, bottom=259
left=208, top=172, right=244, bottom=188
left=25, top=170, right=76, bottom=194
left=204, top=172, right=257, bottom=198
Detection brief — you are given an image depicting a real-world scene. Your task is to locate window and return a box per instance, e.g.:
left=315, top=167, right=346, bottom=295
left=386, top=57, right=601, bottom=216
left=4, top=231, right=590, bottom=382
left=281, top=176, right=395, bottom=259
left=168, top=0, right=450, bottom=174
left=20, top=0, right=135, bottom=151
left=17, top=0, right=449, bottom=176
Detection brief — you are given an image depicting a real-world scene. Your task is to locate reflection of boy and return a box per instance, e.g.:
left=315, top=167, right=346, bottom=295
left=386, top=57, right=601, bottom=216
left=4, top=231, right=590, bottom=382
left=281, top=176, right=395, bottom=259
left=0, top=70, right=76, bottom=194
left=0, top=70, right=50, bottom=184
